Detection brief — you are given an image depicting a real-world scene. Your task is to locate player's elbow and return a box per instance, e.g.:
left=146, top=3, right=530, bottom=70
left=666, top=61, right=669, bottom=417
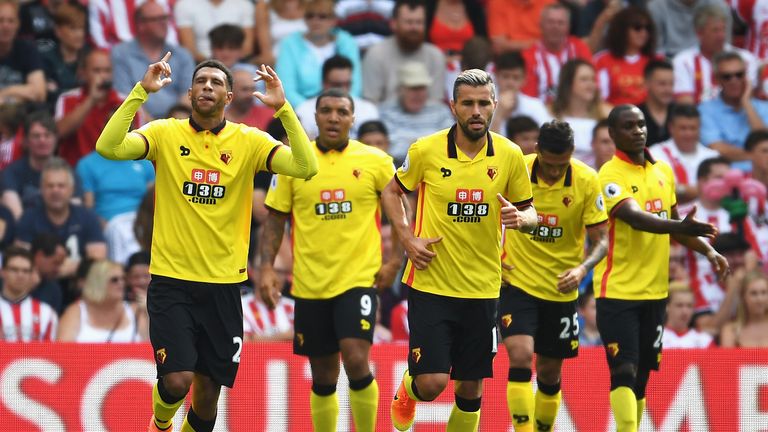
left=95, top=138, right=119, bottom=160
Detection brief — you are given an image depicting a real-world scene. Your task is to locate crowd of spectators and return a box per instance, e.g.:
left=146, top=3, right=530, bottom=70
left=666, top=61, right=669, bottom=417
left=0, top=0, right=767, bottom=348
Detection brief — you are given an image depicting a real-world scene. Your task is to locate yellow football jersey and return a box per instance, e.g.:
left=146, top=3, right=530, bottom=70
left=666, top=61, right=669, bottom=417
left=136, top=117, right=279, bottom=283
left=594, top=150, right=677, bottom=300
left=396, top=126, right=533, bottom=299
left=265, top=140, right=395, bottom=299
left=503, top=154, right=607, bottom=301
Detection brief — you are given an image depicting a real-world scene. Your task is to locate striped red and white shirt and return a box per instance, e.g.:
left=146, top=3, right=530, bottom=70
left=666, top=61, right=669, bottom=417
left=521, top=37, right=592, bottom=103
left=0, top=295, right=57, bottom=342
left=88, top=0, right=178, bottom=49
left=241, top=293, right=294, bottom=339
left=731, top=0, right=768, bottom=59
left=389, top=300, right=408, bottom=343
left=672, top=44, right=758, bottom=104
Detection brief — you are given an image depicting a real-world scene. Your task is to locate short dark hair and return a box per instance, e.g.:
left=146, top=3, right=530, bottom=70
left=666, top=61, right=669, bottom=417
left=452, top=68, right=495, bottom=102
left=538, top=120, right=575, bottom=154
left=357, top=120, right=388, bottom=137
left=3, top=246, right=33, bottom=268
left=209, top=24, right=245, bottom=49
left=31, top=233, right=66, bottom=257
left=193, top=60, right=233, bottom=91
left=460, top=36, right=492, bottom=71
left=745, top=129, right=768, bottom=152
left=315, top=87, right=355, bottom=113
left=643, top=59, right=673, bottom=79
left=668, top=104, right=700, bottom=124
left=25, top=111, right=56, bottom=135
left=126, top=251, right=151, bottom=271
left=165, top=103, right=192, bottom=118
left=607, top=104, right=639, bottom=129
left=494, top=51, right=526, bottom=73
left=696, top=156, right=730, bottom=180
left=713, top=51, right=745, bottom=75
left=393, top=0, right=425, bottom=18
left=505, top=115, right=538, bottom=139
left=592, top=118, right=610, bottom=140
left=321, top=55, right=353, bottom=81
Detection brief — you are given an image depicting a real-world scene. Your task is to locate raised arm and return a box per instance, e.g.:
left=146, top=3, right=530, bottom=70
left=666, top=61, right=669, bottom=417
left=252, top=65, right=318, bottom=180
left=96, top=52, right=173, bottom=160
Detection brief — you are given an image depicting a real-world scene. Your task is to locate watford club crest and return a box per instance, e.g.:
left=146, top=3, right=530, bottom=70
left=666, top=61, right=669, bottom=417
left=562, top=195, right=573, bottom=207
left=156, top=348, right=167, bottom=365
left=607, top=342, right=620, bottom=358
left=411, top=348, right=422, bottom=363
left=487, top=166, right=498, bottom=180
left=353, top=169, right=362, bottom=179
left=296, top=333, right=305, bottom=347
left=501, top=314, right=513, bottom=328
left=220, top=150, right=232, bottom=165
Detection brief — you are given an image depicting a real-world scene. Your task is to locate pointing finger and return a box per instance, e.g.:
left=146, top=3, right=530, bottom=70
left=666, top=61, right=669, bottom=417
left=161, top=51, right=172, bottom=62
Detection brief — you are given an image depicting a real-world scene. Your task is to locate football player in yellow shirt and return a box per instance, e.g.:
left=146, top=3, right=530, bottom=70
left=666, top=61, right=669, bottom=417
left=96, top=53, right=318, bottom=432
left=260, top=88, right=403, bottom=432
left=501, top=120, right=608, bottom=432
left=595, top=105, right=728, bottom=431
left=383, top=69, right=538, bottom=432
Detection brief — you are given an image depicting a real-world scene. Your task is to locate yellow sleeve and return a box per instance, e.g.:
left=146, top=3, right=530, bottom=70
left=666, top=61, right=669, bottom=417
left=394, top=143, right=424, bottom=192
left=660, top=162, right=678, bottom=208
left=599, top=164, right=633, bottom=215
left=264, top=174, right=293, bottom=213
left=267, top=102, right=319, bottom=179
left=375, top=154, right=396, bottom=193
left=505, top=146, right=533, bottom=207
left=583, top=169, right=609, bottom=226
left=95, top=82, right=151, bottom=160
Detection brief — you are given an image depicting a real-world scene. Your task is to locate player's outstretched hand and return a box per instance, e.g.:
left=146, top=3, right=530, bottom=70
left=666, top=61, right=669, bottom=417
left=557, top=265, right=586, bottom=293
left=140, top=52, right=172, bottom=94
left=707, top=250, right=730, bottom=282
left=498, top=193, right=523, bottom=230
left=680, top=206, right=718, bottom=238
left=253, top=64, right=286, bottom=110
left=258, top=265, right=281, bottom=310
left=405, top=237, right=442, bottom=270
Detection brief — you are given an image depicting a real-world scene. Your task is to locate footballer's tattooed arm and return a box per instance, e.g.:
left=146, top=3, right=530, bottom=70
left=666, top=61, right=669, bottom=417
left=258, top=209, right=289, bottom=308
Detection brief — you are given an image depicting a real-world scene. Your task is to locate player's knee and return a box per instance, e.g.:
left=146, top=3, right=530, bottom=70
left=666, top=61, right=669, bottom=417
left=535, top=357, right=563, bottom=385
left=414, top=375, right=449, bottom=401
left=162, top=372, right=194, bottom=398
left=609, top=363, right=637, bottom=390
left=341, top=350, right=371, bottom=378
left=505, top=339, right=533, bottom=368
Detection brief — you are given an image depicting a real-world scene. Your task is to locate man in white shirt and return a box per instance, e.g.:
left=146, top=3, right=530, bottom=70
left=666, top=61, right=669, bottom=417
left=650, top=104, right=720, bottom=204
left=672, top=4, right=757, bottom=104
left=296, top=55, right=379, bottom=139
left=489, top=51, right=551, bottom=134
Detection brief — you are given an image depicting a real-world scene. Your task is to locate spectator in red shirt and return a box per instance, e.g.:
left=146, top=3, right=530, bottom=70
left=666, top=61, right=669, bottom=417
left=521, top=3, right=592, bottom=103
left=54, top=49, right=140, bottom=167
left=595, top=7, right=659, bottom=106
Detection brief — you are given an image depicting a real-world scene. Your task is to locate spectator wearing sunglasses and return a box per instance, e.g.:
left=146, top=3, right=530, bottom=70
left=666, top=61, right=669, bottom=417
left=699, top=52, right=768, bottom=171
left=672, top=5, right=757, bottom=105
left=594, top=7, right=660, bottom=106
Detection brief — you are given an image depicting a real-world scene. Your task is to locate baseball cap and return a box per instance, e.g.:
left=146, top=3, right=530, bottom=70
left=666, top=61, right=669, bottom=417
left=398, top=62, right=432, bottom=87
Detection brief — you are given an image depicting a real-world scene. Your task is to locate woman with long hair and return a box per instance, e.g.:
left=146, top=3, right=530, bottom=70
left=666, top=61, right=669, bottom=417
left=551, top=59, right=612, bottom=166
left=57, top=260, right=148, bottom=342
left=594, top=6, right=658, bottom=105
left=720, top=271, right=768, bottom=347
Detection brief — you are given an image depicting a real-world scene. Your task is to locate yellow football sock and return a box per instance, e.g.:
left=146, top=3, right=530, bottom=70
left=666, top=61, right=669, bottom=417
left=446, top=404, right=480, bottom=432
left=610, top=387, right=638, bottom=432
left=310, top=391, right=339, bottom=432
left=152, top=382, right=184, bottom=430
left=403, top=372, right=424, bottom=402
left=636, top=398, right=646, bottom=426
left=507, top=381, right=534, bottom=432
left=534, top=389, right=562, bottom=431
left=349, top=379, right=379, bottom=432
left=180, top=417, right=196, bottom=432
